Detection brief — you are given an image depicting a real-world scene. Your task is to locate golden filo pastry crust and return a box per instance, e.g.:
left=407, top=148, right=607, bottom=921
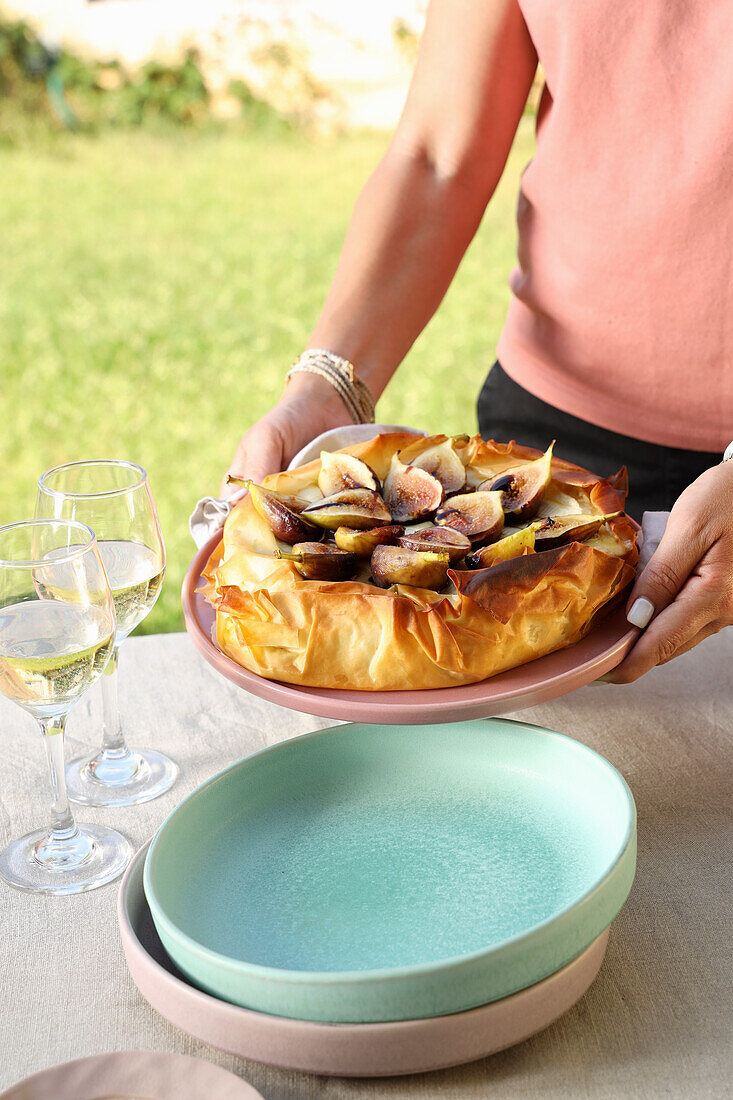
left=203, top=433, right=638, bottom=690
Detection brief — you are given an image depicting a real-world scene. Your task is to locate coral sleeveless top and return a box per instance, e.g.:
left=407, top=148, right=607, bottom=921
left=496, top=0, right=733, bottom=451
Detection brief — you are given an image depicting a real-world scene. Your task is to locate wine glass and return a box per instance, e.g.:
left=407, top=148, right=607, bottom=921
left=36, top=460, right=178, bottom=807
left=0, top=519, right=131, bottom=894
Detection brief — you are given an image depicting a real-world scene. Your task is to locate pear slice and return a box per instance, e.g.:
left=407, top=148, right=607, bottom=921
left=277, top=541, right=358, bottom=581
left=399, top=525, right=471, bottom=564
left=465, top=524, right=537, bottom=568
left=383, top=455, right=444, bottom=523
left=435, top=490, right=504, bottom=545
left=408, top=440, right=466, bottom=495
left=371, top=544, right=450, bottom=590
left=233, top=480, right=320, bottom=545
left=302, top=488, right=392, bottom=531
left=480, top=443, right=554, bottom=521
left=534, top=512, right=621, bottom=550
left=318, top=451, right=380, bottom=497
left=334, top=524, right=404, bottom=557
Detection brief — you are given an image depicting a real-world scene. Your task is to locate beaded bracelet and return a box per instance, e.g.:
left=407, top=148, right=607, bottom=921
left=287, top=349, right=376, bottom=425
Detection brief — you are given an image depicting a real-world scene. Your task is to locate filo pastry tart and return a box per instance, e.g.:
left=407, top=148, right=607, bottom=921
left=202, top=433, right=638, bottom=691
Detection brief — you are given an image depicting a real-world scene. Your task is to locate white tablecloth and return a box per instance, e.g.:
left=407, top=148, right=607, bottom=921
left=1, top=631, right=731, bottom=1098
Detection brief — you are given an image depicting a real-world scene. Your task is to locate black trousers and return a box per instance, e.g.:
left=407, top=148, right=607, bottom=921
left=477, top=363, right=720, bottom=521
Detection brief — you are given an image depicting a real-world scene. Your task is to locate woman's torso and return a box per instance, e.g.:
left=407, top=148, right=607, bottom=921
left=497, top=0, right=733, bottom=451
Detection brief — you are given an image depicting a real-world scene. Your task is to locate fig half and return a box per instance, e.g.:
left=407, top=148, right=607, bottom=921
left=235, top=480, right=319, bottom=545
left=318, top=451, right=380, bottom=496
left=465, top=524, right=537, bottom=568
left=371, top=544, right=450, bottom=591
left=277, top=541, right=358, bottom=581
left=334, top=524, right=404, bottom=557
left=399, top=525, right=470, bottom=564
left=408, top=440, right=466, bottom=495
left=302, top=488, right=392, bottom=531
left=534, top=512, right=621, bottom=550
left=383, top=455, right=444, bottom=523
left=435, top=490, right=504, bottom=545
left=480, top=443, right=554, bottom=522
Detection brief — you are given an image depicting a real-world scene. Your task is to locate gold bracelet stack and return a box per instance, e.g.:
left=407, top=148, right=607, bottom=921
left=287, top=349, right=376, bottom=425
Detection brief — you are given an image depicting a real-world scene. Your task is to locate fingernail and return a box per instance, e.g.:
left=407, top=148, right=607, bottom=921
left=627, top=596, right=654, bottom=628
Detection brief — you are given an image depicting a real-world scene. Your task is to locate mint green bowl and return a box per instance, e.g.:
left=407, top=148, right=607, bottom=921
left=144, top=719, right=636, bottom=1024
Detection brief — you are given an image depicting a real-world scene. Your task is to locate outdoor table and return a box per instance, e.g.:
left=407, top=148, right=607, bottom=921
left=1, top=630, right=731, bottom=1097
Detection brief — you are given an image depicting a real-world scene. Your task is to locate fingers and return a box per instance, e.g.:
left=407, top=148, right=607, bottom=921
left=663, top=621, right=724, bottom=662
left=601, top=465, right=733, bottom=684
left=624, top=507, right=706, bottom=629
left=604, top=577, right=722, bottom=683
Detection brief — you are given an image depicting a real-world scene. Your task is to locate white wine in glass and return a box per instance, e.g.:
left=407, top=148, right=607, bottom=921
left=0, top=601, right=113, bottom=712
left=0, top=519, right=131, bottom=895
left=36, top=460, right=178, bottom=807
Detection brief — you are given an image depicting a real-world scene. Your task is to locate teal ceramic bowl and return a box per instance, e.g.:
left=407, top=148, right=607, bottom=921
left=144, top=719, right=636, bottom=1024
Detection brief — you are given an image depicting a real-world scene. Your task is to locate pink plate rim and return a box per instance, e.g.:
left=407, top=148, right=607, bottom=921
left=182, top=531, right=638, bottom=724
left=0, top=1050, right=261, bottom=1099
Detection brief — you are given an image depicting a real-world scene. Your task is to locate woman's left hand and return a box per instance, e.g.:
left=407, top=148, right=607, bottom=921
left=603, top=459, right=733, bottom=683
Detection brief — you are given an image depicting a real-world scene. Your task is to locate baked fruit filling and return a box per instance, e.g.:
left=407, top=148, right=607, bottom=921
left=226, top=438, right=631, bottom=592
left=206, top=433, right=638, bottom=691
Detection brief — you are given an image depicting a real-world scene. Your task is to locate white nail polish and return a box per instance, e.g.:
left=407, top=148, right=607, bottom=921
left=627, top=596, right=654, bottom=628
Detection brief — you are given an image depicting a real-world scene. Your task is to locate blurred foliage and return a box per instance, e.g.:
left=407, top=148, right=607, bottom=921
left=0, top=17, right=57, bottom=144
left=392, top=19, right=420, bottom=64
left=59, top=50, right=211, bottom=128
left=0, top=14, right=288, bottom=146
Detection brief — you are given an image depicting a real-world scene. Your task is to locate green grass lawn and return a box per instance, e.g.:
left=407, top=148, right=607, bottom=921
left=0, top=118, right=535, bottom=634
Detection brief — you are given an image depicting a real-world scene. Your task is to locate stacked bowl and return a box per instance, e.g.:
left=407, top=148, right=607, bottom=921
left=119, top=719, right=636, bottom=1076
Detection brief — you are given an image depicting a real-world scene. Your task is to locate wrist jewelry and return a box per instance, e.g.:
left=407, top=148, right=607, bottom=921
left=287, top=349, right=376, bottom=425
left=724, top=441, right=733, bottom=463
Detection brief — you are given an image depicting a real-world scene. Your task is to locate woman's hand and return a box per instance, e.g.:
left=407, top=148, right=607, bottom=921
left=604, top=460, right=733, bottom=683
left=220, top=374, right=350, bottom=496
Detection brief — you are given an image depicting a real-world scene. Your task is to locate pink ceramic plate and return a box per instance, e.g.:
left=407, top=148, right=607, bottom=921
left=183, top=532, right=638, bottom=723
left=0, top=1051, right=261, bottom=1099
left=119, top=844, right=610, bottom=1078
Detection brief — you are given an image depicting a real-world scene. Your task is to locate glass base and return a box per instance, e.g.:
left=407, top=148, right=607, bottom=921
left=0, top=823, right=131, bottom=895
left=65, top=747, right=178, bottom=807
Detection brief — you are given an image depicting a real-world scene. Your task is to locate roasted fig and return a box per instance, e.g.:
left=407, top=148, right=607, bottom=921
left=479, top=443, right=553, bottom=522
left=399, top=525, right=471, bottom=564
left=277, top=541, right=358, bottom=581
left=371, top=544, right=450, bottom=590
left=318, top=451, right=380, bottom=496
left=534, top=512, right=621, bottom=550
left=435, top=490, right=504, bottom=545
left=334, top=524, right=404, bottom=557
left=233, top=480, right=319, bottom=545
left=408, top=440, right=466, bottom=495
left=465, top=524, right=537, bottom=568
left=302, top=488, right=392, bottom=531
left=383, top=455, right=444, bottom=523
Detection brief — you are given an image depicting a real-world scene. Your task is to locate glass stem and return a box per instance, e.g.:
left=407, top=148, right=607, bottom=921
left=100, top=645, right=130, bottom=757
left=40, top=715, right=77, bottom=841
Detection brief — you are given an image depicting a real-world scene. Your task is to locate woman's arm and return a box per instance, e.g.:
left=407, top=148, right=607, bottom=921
left=223, top=0, right=537, bottom=490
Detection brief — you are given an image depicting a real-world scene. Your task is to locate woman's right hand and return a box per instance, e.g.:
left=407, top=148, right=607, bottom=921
left=220, top=374, right=350, bottom=496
